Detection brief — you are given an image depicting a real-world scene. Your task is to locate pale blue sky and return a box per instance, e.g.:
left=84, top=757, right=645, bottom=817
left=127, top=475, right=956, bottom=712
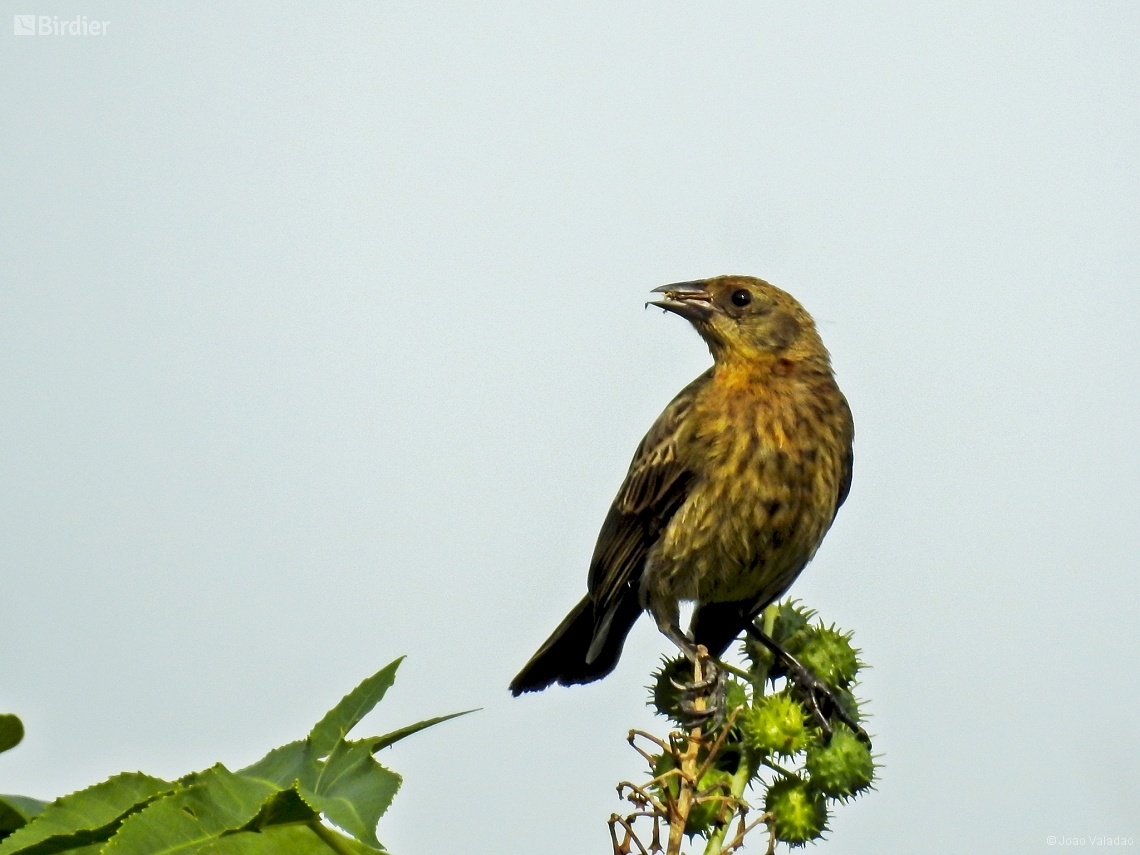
left=2, top=4, right=1138, bottom=853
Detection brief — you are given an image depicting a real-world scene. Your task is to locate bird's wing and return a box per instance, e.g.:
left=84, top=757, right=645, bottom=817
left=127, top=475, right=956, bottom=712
left=586, top=369, right=711, bottom=626
left=834, top=393, right=855, bottom=513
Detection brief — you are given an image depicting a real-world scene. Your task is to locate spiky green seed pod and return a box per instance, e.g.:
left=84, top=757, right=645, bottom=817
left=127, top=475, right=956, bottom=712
left=744, top=637, right=776, bottom=675
left=795, top=626, right=859, bottom=689
left=806, top=725, right=874, bottom=799
left=651, top=750, right=676, bottom=785
left=741, top=692, right=809, bottom=757
left=771, top=602, right=816, bottom=648
left=746, top=602, right=817, bottom=677
left=649, top=656, right=691, bottom=722
left=829, top=687, right=862, bottom=725
left=724, top=679, right=749, bottom=716
left=649, top=751, right=680, bottom=811
left=649, top=755, right=734, bottom=836
left=685, top=768, right=735, bottom=835
left=764, top=777, right=828, bottom=845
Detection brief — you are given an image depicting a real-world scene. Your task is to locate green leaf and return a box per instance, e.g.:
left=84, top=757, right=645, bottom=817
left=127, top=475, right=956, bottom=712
left=0, top=795, right=48, bottom=837
left=240, top=741, right=399, bottom=850
left=238, top=742, right=309, bottom=790
left=298, top=742, right=400, bottom=849
left=246, top=788, right=317, bottom=829
left=309, top=659, right=403, bottom=756
left=304, top=821, right=387, bottom=855
left=41, top=845, right=103, bottom=855
left=0, top=773, right=172, bottom=855
left=194, top=821, right=377, bottom=855
left=0, top=798, right=47, bottom=826
left=101, top=764, right=279, bottom=855
left=235, top=661, right=461, bottom=850
left=0, top=663, right=453, bottom=854
left=366, top=710, right=477, bottom=753
left=0, top=717, right=23, bottom=755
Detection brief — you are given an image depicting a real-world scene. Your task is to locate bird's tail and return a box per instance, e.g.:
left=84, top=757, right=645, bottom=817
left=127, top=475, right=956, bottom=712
left=509, top=592, right=642, bottom=695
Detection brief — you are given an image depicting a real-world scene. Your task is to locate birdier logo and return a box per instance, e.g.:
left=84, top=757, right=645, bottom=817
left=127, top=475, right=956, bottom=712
left=13, top=15, right=110, bottom=35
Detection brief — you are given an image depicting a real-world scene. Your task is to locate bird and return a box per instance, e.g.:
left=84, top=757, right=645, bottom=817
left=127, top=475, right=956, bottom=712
left=509, top=275, right=853, bottom=696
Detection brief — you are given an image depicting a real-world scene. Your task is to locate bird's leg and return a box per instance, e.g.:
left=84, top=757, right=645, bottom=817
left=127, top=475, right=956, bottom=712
left=659, top=621, right=726, bottom=726
left=744, top=622, right=871, bottom=747
left=645, top=589, right=727, bottom=724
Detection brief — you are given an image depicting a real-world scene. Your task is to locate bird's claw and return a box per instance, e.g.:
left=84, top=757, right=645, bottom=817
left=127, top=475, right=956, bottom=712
left=744, top=622, right=871, bottom=747
left=674, top=657, right=727, bottom=729
left=669, top=674, right=720, bottom=694
left=784, top=658, right=871, bottom=747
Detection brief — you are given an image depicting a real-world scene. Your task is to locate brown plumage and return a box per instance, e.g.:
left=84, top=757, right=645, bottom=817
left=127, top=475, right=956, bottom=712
left=510, top=275, right=853, bottom=695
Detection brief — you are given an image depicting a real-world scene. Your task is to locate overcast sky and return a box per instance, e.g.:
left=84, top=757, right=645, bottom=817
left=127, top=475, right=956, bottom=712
left=2, top=4, right=1138, bottom=853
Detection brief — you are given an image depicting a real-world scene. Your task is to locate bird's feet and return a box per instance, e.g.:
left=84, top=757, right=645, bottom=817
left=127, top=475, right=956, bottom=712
left=781, top=652, right=871, bottom=746
left=744, top=624, right=871, bottom=747
left=671, top=645, right=727, bottom=728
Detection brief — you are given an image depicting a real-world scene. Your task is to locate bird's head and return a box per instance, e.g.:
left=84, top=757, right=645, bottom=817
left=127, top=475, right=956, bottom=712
left=650, top=275, right=828, bottom=367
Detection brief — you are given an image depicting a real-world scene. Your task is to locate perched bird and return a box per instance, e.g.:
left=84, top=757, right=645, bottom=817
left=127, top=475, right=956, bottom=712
left=509, top=275, right=853, bottom=696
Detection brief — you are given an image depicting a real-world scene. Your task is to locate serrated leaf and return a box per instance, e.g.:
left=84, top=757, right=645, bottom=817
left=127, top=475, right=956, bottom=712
left=101, top=764, right=279, bottom=855
left=367, top=710, right=476, bottom=753
left=0, top=797, right=46, bottom=825
left=246, top=788, right=317, bottom=828
left=43, top=844, right=104, bottom=855
left=235, top=661, right=461, bottom=850
left=0, top=795, right=48, bottom=836
left=189, top=821, right=377, bottom=855
left=309, top=659, right=403, bottom=756
left=304, top=822, right=386, bottom=855
left=242, top=742, right=399, bottom=849
left=237, top=741, right=309, bottom=790
left=297, top=741, right=400, bottom=849
left=0, top=717, right=23, bottom=755
left=0, top=773, right=172, bottom=855
left=240, top=739, right=398, bottom=848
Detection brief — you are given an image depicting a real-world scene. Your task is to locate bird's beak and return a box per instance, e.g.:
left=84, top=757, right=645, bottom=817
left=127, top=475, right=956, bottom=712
left=648, top=281, right=716, bottom=323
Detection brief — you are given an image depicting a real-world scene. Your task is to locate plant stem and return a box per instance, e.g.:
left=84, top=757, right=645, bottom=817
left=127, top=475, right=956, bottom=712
left=700, top=752, right=753, bottom=855
left=762, top=605, right=778, bottom=638
left=666, top=653, right=707, bottom=855
left=307, top=819, right=361, bottom=855
left=748, top=605, right=780, bottom=697
left=762, top=758, right=799, bottom=781
left=717, top=662, right=752, bottom=682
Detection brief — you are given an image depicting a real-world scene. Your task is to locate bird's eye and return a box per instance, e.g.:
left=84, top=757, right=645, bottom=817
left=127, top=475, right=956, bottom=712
left=731, top=289, right=752, bottom=307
